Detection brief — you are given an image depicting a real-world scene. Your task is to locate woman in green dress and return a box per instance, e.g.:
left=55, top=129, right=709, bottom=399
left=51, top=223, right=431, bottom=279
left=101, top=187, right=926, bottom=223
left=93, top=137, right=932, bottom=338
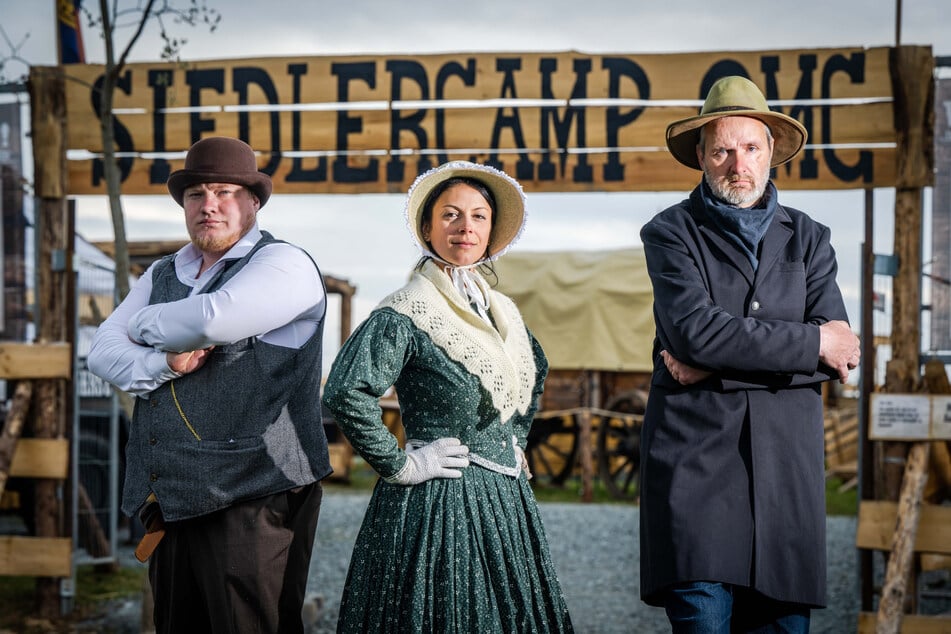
left=322, top=161, right=574, bottom=632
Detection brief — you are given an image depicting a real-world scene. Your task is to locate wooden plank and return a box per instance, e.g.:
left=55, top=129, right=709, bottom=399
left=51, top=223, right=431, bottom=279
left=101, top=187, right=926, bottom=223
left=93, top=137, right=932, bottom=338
left=837, top=427, right=860, bottom=444
left=0, top=490, right=20, bottom=510
left=0, top=536, right=72, bottom=577
left=857, top=612, right=951, bottom=633
left=825, top=408, right=860, bottom=470
left=68, top=145, right=899, bottom=196
left=326, top=443, right=353, bottom=482
left=0, top=381, right=33, bottom=500
left=69, top=100, right=898, bottom=153
left=64, top=48, right=895, bottom=116
left=60, top=46, right=903, bottom=195
left=877, top=441, right=932, bottom=630
left=9, top=439, right=69, bottom=479
left=920, top=553, right=951, bottom=572
left=0, top=343, right=71, bottom=379
left=856, top=500, right=951, bottom=554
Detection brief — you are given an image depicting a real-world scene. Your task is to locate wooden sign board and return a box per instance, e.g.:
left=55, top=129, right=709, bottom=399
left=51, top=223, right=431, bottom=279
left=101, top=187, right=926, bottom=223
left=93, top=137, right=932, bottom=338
left=869, top=393, right=951, bottom=440
left=59, top=46, right=907, bottom=196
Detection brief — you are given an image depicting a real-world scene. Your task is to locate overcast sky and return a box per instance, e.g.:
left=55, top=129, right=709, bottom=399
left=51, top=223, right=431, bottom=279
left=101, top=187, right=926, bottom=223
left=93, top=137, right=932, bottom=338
left=2, top=0, right=950, bottom=373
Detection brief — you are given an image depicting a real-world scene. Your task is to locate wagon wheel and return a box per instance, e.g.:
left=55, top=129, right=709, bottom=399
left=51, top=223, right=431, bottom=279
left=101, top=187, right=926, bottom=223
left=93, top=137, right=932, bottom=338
left=597, top=389, right=647, bottom=501
left=526, top=412, right=578, bottom=486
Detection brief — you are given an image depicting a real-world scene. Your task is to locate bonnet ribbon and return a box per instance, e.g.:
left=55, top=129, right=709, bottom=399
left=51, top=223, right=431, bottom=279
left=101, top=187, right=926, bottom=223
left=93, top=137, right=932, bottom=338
left=448, top=265, right=492, bottom=324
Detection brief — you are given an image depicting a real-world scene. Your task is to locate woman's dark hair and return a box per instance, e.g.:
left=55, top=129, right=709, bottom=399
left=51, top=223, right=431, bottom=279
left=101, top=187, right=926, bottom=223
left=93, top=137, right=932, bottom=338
left=419, top=176, right=497, bottom=232
left=413, top=177, right=500, bottom=283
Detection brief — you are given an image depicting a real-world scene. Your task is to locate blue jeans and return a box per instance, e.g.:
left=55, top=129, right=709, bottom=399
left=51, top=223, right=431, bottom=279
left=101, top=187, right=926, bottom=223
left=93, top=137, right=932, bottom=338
left=663, top=582, right=810, bottom=634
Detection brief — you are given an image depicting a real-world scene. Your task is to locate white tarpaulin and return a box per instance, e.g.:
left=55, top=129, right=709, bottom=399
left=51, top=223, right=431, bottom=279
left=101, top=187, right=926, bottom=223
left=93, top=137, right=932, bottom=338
left=493, top=247, right=654, bottom=372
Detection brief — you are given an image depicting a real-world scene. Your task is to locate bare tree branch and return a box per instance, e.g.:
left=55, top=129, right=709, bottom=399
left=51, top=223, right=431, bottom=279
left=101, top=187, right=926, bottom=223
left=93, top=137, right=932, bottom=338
left=0, top=25, right=32, bottom=82
left=3, top=1, right=220, bottom=301
left=114, top=0, right=158, bottom=76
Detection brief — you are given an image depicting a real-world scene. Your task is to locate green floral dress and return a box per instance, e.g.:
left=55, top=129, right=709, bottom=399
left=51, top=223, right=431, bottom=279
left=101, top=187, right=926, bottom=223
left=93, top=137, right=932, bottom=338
left=322, top=260, right=573, bottom=633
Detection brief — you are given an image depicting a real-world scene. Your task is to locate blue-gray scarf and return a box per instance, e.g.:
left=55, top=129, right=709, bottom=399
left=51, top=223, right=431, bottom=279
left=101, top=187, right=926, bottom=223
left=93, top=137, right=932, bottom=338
left=700, top=179, right=778, bottom=270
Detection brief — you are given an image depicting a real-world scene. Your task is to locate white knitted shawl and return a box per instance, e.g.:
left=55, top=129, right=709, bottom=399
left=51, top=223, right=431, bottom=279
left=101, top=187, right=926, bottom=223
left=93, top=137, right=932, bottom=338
left=379, top=260, right=536, bottom=421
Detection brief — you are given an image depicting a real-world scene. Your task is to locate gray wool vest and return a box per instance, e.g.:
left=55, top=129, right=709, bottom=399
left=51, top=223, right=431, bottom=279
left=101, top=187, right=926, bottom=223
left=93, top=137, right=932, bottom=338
left=122, top=232, right=332, bottom=522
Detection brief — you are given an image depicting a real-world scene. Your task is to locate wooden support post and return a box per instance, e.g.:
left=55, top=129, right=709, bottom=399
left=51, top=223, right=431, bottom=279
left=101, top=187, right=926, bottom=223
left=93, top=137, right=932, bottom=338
left=29, top=64, right=74, bottom=619
left=882, top=360, right=916, bottom=503
left=578, top=409, right=593, bottom=503
left=0, top=381, right=34, bottom=499
left=886, top=42, right=934, bottom=375
left=873, top=45, right=936, bottom=634
left=875, top=441, right=931, bottom=634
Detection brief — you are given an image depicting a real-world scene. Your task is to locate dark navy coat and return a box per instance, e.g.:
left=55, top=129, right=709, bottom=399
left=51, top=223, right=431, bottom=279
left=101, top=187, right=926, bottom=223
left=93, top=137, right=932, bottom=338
left=638, top=184, right=849, bottom=607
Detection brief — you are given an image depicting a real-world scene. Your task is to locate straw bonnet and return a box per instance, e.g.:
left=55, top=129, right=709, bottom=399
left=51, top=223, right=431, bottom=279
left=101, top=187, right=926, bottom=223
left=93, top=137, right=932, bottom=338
left=405, top=161, right=526, bottom=262
left=167, top=137, right=273, bottom=207
left=666, top=76, right=807, bottom=170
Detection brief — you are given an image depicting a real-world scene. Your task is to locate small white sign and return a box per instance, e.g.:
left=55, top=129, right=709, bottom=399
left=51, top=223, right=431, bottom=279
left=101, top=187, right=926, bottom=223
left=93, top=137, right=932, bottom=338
left=870, top=393, right=932, bottom=440
left=929, top=396, right=951, bottom=440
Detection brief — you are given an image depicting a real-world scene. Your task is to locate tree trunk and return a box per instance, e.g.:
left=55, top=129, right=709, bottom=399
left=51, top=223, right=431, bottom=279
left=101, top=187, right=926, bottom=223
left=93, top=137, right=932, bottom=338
left=99, top=73, right=131, bottom=301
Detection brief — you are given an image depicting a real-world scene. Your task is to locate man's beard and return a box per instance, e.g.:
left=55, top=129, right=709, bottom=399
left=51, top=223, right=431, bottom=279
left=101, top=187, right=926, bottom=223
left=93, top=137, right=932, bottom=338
left=189, top=217, right=254, bottom=254
left=191, top=233, right=235, bottom=253
left=703, top=164, right=770, bottom=207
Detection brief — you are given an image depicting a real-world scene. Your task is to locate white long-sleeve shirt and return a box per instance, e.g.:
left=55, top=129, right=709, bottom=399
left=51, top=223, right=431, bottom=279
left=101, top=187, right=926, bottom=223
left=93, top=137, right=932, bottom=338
left=87, top=225, right=326, bottom=397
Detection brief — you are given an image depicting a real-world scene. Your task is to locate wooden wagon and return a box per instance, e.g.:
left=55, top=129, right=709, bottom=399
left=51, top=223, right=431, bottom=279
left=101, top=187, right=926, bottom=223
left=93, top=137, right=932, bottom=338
left=493, top=247, right=654, bottom=500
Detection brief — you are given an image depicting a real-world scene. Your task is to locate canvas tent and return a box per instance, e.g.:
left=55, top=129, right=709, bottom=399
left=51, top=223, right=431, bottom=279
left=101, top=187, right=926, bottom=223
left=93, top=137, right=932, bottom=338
left=493, top=247, right=654, bottom=372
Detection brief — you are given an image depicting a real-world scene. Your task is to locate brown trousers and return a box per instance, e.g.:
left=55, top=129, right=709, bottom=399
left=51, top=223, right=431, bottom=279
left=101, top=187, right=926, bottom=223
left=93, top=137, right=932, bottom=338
left=148, top=482, right=322, bottom=634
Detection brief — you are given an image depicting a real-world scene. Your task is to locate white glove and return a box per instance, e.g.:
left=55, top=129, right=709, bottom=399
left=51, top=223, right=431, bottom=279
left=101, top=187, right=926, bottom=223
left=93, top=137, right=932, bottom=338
left=384, top=437, right=470, bottom=485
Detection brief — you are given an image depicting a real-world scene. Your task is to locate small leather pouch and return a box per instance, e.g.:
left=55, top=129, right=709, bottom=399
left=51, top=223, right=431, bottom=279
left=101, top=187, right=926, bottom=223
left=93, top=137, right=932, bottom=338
left=134, top=498, right=165, bottom=563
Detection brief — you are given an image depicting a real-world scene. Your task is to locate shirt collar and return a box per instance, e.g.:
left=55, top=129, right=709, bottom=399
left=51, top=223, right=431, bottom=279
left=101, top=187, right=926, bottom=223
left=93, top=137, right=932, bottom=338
left=174, top=223, right=262, bottom=282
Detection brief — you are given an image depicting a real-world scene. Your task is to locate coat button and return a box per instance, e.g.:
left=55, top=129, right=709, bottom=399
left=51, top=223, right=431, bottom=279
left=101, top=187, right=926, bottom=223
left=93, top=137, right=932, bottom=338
left=149, top=437, right=157, bottom=446
left=751, top=300, right=761, bottom=311
left=150, top=473, right=158, bottom=482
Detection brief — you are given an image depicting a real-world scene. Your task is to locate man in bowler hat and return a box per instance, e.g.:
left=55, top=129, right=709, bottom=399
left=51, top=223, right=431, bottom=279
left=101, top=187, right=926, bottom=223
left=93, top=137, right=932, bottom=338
left=88, top=137, right=331, bottom=633
left=638, top=77, right=861, bottom=632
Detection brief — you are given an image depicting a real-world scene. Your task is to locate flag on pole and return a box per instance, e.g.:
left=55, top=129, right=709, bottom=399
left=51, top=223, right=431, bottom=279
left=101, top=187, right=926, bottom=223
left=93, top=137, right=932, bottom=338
left=57, top=0, right=85, bottom=64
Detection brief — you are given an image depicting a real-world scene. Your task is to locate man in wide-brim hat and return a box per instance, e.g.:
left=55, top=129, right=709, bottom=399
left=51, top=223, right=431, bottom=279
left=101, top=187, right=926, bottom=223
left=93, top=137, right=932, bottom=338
left=88, top=137, right=332, bottom=633
left=664, top=74, right=807, bottom=172
left=637, top=76, right=861, bottom=632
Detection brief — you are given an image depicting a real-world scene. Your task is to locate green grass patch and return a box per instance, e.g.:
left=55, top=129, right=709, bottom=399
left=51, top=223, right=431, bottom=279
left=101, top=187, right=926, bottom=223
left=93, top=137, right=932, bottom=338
left=0, top=565, right=146, bottom=631
left=825, top=476, right=859, bottom=516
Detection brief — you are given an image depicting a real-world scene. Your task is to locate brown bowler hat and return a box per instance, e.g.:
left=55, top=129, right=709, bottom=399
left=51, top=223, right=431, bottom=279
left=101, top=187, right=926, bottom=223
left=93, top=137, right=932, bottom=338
left=167, top=137, right=273, bottom=207
left=666, top=76, right=807, bottom=170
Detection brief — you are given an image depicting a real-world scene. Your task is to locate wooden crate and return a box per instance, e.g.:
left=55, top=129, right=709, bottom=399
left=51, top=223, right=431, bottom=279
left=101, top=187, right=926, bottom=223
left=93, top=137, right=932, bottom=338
left=824, top=405, right=859, bottom=482
left=856, top=500, right=951, bottom=633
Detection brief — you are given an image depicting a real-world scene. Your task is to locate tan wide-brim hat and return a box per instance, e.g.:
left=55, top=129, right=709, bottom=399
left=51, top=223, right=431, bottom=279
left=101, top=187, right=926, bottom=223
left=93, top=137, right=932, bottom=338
left=167, top=137, right=273, bottom=207
left=666, top=75, right=808, bottom=170
left=405, top=161, right=526, bottom=262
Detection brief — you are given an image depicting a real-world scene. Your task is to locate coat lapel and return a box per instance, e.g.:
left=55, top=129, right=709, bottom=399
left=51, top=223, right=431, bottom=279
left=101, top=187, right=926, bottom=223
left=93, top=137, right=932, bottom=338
left=753, top=206, right=793, bottom=287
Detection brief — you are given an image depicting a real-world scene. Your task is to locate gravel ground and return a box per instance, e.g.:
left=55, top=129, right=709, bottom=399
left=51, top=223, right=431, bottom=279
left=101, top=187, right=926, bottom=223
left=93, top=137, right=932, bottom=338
left=80, top=490, right=861, bottom=633
left=304, top=492, right=859, bottom=634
